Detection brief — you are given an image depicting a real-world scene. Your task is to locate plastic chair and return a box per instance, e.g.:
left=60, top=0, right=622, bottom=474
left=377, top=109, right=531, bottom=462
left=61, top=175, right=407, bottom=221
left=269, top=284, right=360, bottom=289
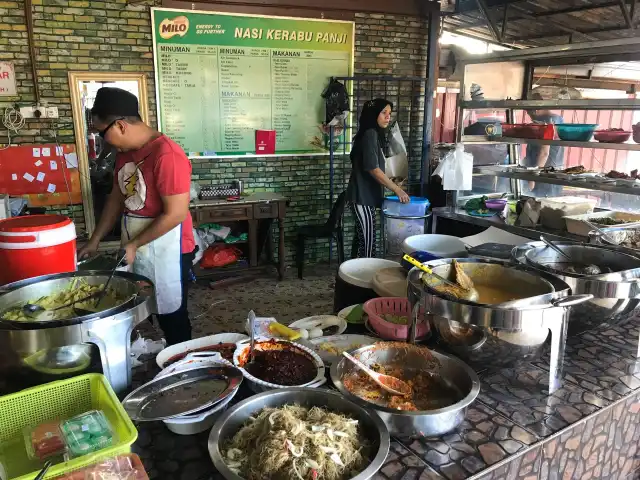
left=296, top=191, right=346, bottom=279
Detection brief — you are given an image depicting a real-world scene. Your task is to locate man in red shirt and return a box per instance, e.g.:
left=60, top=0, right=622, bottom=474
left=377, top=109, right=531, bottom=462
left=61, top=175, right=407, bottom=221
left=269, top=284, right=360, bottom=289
left=79, top=87, right=195, bottom=345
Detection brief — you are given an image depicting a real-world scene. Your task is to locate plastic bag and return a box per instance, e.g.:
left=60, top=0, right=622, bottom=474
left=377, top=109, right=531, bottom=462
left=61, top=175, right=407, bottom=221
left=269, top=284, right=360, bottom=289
left=201, top=245, right=242, bottom=269
left=189, top=181, right=201, bottom=201
left=385, top=122, right=408, bottom=180
left=432, top=143, right=473, bottom=191
left=193, top=228, right=205, bottom=265
left=56, top=454, right=149, bottom=479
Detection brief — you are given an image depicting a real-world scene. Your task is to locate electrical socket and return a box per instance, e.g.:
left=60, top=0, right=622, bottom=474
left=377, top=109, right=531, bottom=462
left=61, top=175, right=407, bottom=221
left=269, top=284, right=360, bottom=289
left=18, top=105, right=58, bottom=119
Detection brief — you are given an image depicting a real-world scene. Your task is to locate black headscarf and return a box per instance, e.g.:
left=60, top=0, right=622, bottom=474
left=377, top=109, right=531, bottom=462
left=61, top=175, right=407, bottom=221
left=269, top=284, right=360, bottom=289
left=353, top=98, right=393, bottom=154
left=91, top=87, right=140, bottom=119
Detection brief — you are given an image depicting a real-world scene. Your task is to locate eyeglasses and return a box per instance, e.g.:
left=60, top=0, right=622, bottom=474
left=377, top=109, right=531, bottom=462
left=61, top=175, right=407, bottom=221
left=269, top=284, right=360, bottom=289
left=98, top=117, right=125, bottom=138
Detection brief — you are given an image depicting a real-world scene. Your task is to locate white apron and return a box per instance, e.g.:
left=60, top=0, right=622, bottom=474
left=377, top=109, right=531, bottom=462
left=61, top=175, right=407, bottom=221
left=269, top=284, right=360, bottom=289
left=121, top=214, right=182, bottom=315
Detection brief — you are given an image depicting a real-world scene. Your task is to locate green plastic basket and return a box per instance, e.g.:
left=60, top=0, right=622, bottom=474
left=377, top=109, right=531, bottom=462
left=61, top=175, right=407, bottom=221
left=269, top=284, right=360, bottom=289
left=0, top=374, right=137, bottom=479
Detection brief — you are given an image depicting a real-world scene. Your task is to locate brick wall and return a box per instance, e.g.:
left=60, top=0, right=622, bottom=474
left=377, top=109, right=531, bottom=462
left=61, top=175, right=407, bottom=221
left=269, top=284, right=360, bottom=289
left=0, top=2, right=430, bottom=264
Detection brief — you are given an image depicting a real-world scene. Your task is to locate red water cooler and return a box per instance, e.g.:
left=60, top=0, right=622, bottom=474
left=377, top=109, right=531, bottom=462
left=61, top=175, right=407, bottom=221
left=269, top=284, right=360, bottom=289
left=0, top=215, right=77, bottom=285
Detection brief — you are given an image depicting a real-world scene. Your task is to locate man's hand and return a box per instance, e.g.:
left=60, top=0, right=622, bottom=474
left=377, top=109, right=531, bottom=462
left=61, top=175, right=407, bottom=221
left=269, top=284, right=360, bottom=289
left=78, top=239, right=99, bottom=259
left=124, top=241, right=138, bottom=266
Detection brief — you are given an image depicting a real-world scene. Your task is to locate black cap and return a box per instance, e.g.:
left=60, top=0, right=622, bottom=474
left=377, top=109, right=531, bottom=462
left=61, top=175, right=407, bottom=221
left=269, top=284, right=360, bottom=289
left=91, top=87, right=140, bottom=118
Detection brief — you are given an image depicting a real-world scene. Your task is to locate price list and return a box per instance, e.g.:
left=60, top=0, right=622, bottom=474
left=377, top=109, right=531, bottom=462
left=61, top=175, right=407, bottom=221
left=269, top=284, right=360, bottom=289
left=156, top=45, right=350, bottom=155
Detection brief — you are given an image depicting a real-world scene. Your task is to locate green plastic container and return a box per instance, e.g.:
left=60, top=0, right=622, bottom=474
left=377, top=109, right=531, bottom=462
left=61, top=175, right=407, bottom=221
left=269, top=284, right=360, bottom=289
left=0, top=374, right=137, bottom=479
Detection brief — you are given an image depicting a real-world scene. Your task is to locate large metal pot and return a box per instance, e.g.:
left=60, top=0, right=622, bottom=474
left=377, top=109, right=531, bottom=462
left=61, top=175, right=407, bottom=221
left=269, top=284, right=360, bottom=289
left=513, top=242, right=640, bottom=333
left=407, top=258, right=593, bottom=393
left=208, top=388, right=390, bottom=480
left=330, top=344, right=479, bottom=437
left=0, top=271, right=153, bottom=394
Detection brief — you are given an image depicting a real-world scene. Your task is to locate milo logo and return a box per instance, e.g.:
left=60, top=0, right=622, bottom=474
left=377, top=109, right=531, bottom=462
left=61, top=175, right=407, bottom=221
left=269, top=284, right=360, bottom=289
left=159, top=16, right=189, bottom=39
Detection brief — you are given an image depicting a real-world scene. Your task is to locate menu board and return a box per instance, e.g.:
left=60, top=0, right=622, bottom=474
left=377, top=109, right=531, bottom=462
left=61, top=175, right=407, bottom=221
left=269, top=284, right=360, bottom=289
left=151, top=8, right=354, bottom=156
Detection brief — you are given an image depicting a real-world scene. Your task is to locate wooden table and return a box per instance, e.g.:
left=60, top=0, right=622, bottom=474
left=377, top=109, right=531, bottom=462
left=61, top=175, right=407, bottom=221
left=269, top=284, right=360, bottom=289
left=190, top=193, right=287, bottom=279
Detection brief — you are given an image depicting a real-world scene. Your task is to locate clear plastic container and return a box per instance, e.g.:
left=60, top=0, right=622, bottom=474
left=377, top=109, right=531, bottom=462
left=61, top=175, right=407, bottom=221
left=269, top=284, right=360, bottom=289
left=60, top=410, right=114, bottom=458
left=56, top=454, right=149, bottom=480
left=24, top=421, right=66, bottom=461
left=538, top=196, right=598, bottom=230
left=383, top=196, right=431, bottom=255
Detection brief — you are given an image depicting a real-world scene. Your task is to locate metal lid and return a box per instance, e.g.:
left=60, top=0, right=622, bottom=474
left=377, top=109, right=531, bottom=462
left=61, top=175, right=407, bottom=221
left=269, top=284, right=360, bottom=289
left=122, top=365, right=243, bottom=421
left=0, top=214, right=71, bottom=232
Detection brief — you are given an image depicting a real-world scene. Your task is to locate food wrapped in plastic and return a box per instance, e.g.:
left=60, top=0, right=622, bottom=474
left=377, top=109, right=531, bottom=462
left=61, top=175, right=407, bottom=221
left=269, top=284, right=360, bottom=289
left=56, top=454, right=149, bottom=479
left=24, top=421, right=67, bottom=460
left=60, top=410, right=114, bottom=458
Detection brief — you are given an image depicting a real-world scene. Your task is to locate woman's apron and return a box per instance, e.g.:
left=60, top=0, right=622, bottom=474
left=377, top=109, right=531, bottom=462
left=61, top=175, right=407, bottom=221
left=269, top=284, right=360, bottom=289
left=121, top=214, right=182, bottom=315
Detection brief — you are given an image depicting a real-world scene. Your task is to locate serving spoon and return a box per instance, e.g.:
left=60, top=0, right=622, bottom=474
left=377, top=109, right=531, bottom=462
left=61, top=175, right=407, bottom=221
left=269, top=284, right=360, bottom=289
left=403, top=254, right=479, bottom=302
left=341, top=351, right=412, bottom=396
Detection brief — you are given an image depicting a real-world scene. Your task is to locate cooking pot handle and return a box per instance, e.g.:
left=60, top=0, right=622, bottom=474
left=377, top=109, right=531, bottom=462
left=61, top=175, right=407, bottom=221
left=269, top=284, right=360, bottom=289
left=135, top=279, right=154, bottom=297
left=307, top=377, right=328, bottom=388
left=184, top=351, right=224, bottom=362
left=552, top=294, right=594, bottom=308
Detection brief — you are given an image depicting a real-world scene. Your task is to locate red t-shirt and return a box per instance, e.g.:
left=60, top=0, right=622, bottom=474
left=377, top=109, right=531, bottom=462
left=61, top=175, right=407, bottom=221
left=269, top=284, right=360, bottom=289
left=114, top=135, right=195, bottom=254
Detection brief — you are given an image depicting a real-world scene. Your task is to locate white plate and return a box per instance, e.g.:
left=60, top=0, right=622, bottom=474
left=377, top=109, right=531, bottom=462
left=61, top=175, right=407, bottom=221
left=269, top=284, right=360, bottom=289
left=155, top=333, right=249, bottom=369
left=289, top=315, right=347, bottom=337
left=337, top=304, right=366, bottom=324
left=309, top=334, right=380, bottom=364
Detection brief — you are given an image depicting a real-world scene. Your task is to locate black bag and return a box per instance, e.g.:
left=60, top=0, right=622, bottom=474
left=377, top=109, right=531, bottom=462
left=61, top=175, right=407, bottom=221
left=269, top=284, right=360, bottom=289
left=321, top=78, right=350, bottom=125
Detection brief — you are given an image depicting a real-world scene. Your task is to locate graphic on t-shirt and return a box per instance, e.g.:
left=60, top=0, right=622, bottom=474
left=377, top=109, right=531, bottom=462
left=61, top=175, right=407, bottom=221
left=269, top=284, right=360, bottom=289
left=118, top=161, right=147, bottom=211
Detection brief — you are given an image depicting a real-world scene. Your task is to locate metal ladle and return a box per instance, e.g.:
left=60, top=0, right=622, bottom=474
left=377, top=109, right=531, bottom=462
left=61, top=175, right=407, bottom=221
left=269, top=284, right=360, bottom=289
left=341, top=351, right=412, bottom=396
left=539, top=235, right=572, bottom=261
left=403, top=254, right=479, bottom=302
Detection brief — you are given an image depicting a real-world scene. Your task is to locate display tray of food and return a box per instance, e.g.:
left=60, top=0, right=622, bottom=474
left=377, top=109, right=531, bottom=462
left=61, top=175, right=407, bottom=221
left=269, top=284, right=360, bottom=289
left=594, top=128, right=632, bottom=143
left=309, top=335, right=380, bottom=364
left=0, top=278, right=128, bottom=322
left=234, top=338, right=326, bottom=392
left=501, top=123, right=555, bottom=139
left=564, top=211, right=640, bottom=237
left=209, top=388, right=390, bottom=480
left=330, top=342, right=479, bottom=437
left=589, top=224, right=640, bottom=250
left=155, top=333, right=249, bottom=369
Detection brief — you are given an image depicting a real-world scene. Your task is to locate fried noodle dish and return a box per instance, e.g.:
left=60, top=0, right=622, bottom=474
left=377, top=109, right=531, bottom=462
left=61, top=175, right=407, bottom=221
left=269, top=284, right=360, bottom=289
left=222, top=405, right=370, bottom=480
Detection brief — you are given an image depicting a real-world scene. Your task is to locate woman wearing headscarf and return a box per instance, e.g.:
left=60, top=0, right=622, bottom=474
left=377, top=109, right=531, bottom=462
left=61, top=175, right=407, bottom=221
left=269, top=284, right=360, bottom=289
left=346, top=98, right=410, bottom=258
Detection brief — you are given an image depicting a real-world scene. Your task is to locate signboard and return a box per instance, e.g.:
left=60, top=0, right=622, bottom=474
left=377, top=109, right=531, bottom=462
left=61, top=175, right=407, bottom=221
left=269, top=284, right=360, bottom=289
left=0, top=62, right=17, bottom=96
left=151, top=8, right=353, bottom=157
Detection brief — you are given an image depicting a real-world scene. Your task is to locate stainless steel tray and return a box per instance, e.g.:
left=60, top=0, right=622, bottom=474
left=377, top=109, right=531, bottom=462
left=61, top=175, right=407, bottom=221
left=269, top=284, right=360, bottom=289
left=122, top=364, right=243, bottom=421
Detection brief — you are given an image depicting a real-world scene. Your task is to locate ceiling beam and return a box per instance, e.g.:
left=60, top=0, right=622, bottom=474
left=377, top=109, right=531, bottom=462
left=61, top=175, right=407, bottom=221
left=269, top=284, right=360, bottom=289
left=474, top=0, right=502, bottom=41
left=500, top=3, right=508, bottom=40
left=442, top=0, right=526, bottom=17
left=446, top=1, right=626, bottom=33
left=507, top=4, right=599, bottom=40
left=619, top=0, right=634, bottom=27
left=515, top=21, right=639, bottom=41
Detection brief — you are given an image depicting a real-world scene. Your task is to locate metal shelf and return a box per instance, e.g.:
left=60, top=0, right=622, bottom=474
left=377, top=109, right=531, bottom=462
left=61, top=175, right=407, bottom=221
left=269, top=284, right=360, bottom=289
left=473, top=165, right=640, bottom=196
left=431, top=207, right=584, bottom=242
left=460, top=99, right=640, bottom=110
left=462, top=135, right=640, bottom=151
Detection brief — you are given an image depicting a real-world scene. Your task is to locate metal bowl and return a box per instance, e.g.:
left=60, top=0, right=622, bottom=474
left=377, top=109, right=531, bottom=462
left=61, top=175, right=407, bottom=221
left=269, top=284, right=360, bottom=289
left=513, top=242, right=640, bottom=333
left=407, top=258, right=592, bottom=390
left=0, top=270, right=151, bottom=328
left=208, top=388, right=390, bottom=480
left=233, top=338, right=326, bottom=392
left=330, top=344, right=480, bottom=437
